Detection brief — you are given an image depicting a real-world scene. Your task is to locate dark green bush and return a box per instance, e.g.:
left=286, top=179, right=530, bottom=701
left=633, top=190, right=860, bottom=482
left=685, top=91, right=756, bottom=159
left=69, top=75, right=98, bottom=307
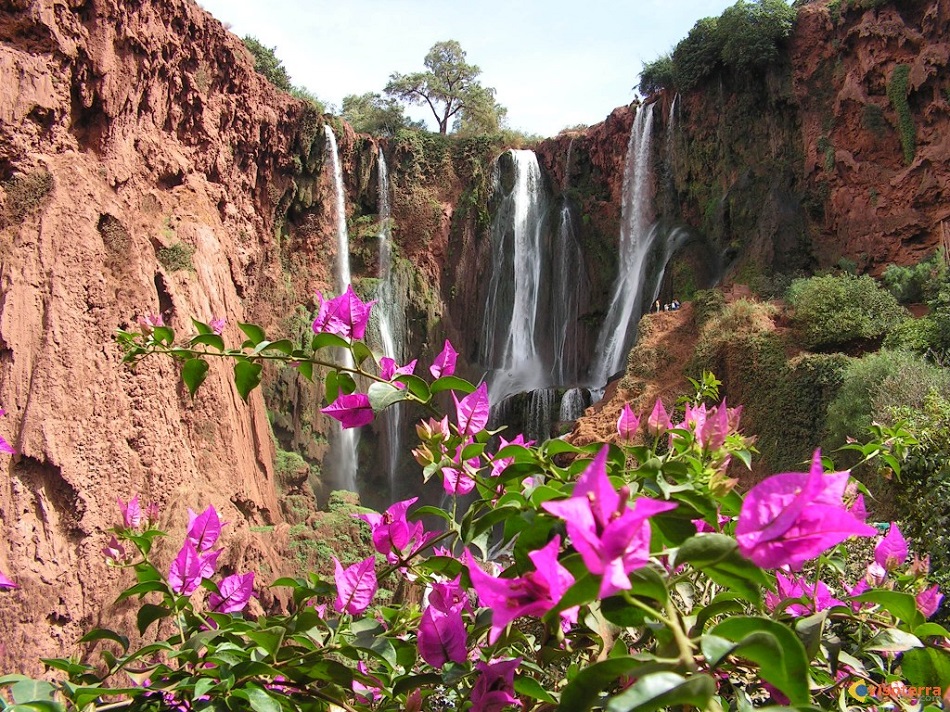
left=824, top=349, right=950, bottom=448
left=638, top=54, right=676, bottom=95
left=718, top=0, right=797, bottom=77
left=785, top=273, right=905, bottom=349
left=882, top=250, right=947, bottom=304
left=243, top=36, right=293, bottom=92
left=671, top=17, right=723, bottom=91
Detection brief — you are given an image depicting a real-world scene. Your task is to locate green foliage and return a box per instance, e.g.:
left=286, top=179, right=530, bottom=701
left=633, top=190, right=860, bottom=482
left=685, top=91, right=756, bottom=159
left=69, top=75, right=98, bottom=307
left=786, top=273, right=905, bottom=349
left=691, top=288, right=726, bottom=327
left=638, top=53, right=676, bottom=96
left=341, top=92, right=423, bottom=137
left=385, top=40, right=506, bottom=135
left=882, top=250, right=947, bottom=304
left=274, top=447, right=310, bottom=492
left=243, top=36, right=293, bottom=92
left=290, top=86, right=329, bottom=114
left=824, top=349, right=950, bottom=449
left=156, top=241, right=195, bottom=272
left=645, top=0, right=797, bottom=92
left=887, top=63, right=916, bottom=164
left=1, top=168, right=53, bottom=226
left=861, top=102, right=887, bottom=136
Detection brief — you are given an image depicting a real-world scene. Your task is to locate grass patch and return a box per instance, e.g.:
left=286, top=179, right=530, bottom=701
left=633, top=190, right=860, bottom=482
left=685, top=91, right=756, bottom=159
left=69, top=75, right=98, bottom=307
left=157, top=242, right=195, bottom=272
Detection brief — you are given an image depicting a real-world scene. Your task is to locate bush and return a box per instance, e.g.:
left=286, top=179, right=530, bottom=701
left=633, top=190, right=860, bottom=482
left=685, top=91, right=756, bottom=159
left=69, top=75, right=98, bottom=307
left=691, top=288, right=726, bottom=326
left=341, top=92, right=424, bottom=137
left=671, top=16, right=723, bottom=90
left=887, top=63, right=915, bottom=164
left=243, top=36, right=293, bottom=92
left=1, top=169, right=53, bottom=225
left=638, top=54, right=676, bottom=96
left=718, top=0, right=797, bottom=77
left=157, top=242, right=195, bottom=272
left=824, top=349, right=950, bottom=449
left=882, top=250, right=947, bottom=304
left=785, top=273, right=905, bottom=349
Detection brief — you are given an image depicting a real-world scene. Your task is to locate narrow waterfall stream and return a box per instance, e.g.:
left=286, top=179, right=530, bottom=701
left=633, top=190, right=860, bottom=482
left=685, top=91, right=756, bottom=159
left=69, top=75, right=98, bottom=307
left=324, top=125, right=359, bottom=493
left=374, top=151, right=405, bottom=501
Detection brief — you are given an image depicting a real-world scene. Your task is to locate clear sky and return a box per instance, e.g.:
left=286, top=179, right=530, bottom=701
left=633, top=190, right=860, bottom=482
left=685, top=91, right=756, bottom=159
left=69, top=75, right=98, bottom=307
left=197, top=0, right=737, bottom=138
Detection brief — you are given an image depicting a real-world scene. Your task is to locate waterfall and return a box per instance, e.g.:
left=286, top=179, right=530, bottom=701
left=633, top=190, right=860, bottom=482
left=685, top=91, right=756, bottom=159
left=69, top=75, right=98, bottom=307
left=374, top=151, right=404, bottom=501
left=558, top=387, right=589, bottom=422
left=590, top=104, right=658, bottom=386
left=481, top=150, right=547, bottom=402
left=324, top=125, right=359, bottom=493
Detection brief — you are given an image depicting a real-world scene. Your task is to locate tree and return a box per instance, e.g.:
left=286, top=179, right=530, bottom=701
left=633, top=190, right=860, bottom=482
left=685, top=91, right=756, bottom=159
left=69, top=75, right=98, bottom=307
left=340, top=93, right=424, bottom=137
left=385, top=40, right=505, bottom=135
left=718, top=0, right=797, bottom=76
left=243, top=36, right=293, bottom=92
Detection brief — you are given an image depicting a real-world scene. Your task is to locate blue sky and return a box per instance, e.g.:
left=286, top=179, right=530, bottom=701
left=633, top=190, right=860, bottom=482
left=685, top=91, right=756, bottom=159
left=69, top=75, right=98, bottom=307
left=198, top=0, right=737, bottom=137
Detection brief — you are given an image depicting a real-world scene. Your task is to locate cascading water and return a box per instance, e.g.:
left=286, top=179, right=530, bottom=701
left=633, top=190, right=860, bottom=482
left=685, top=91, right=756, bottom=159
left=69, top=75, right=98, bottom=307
left=558, top=387, right=589, bottom=422
left=324, top=125, right=359, bottom=493
left=590, top=104, right=658, bottom=386
left=551, top=194, right=588, bottom=385
left=481, top=150, right=547, bottom=402
left=374, top=152, right=405, bottom=501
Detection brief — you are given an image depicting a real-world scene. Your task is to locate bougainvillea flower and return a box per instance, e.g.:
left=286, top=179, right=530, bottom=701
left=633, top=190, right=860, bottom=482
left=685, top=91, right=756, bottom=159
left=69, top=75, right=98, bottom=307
left=617, top=404, right=640, bottom=441
left=427, top=576, right=471, bottom=614
left=916, top=584, right=943, bottom=618
left=699, top=400, right=732, bottom=451
left=0, top=408, right=15, bottom=455
left=466, top=536, right=577, bottom=643
left=169, top=540, right=219, bottom=596
left=333, top=556, right=377, bottom=615
left=353, top=661, right=382, bottom=705
left=209, top=572, right=255, bottom=614
left=765, top=571, right=843, bottom=616
left=136, top=314, right=164, bottom=332
left=186, top=505, right=224, bottom=552
left=356, top=497, right=430, bottom=564
left=875, top=523, right=908, bottom=571
left=102, top=536, right=126, bottom=563
left=847, top=578, right=871, bottom=612
left=542, top=448, right=676, bottom=598
left=379, top=356, right=417, bottom=387
left=735, top=451, right=876, bottom=569
left=322, top=392, right=375, bottom=429
left=470, top=658, right=522, bottom=712
left=118, top=495, right=143, bottom=529
left=312, top=285, right=376, bottom=340
left=866, top=561, right=887, bottom=586
left=0, top=571, right=17, bottom=590
left=646, top=398, right=672, bottom=436
left=209, top=317, right=226, bottom=335
left=429, top=339, right=458, bottom=379
left=418, top=603, right=468, bottom=668
left=454, top=383, right=489, bottom=437
left=849, top=493, right=868, bottom=522
left=490, top=434, right=533, bottom=478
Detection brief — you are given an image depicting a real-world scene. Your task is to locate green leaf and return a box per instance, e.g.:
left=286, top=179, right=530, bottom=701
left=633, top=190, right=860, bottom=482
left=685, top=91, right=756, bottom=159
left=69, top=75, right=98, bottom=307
left=263, top=339, right=294, bottom=355
left=559, top=658, right=665, bottom=711
left=325, top=369, right=339, bottom=404
left=191, top=318, right=211, bottom=335
left=337, top=371, right=356, bottom=394
left=152, top=326, right=175, bottom=345
left=514, top=676, right=557, bottom=703
left=865, top=627, right=923, bottom=652
left=367, top=382, right=411, bottom=412
left=233, top=361, right=263, bottom=402
left=351, top=340, right=373, bottom=366
left=311, top=332, right=349, bottom=351
left=794, top=610, right=827, bottom=660
left=77, top=628, right=129, bottom=651
left=234, top=686, right=281, bottom=712
left=901, top=646, right=950, bottom=688
left=395, top=374, right=430, bottom=402
left=190, top=333, right=225, bottom=351
left=915, top=622, right=950, bottom=639
left=674, top=534, right=768, bottom=604
left=10, top=680, right=55, bottom=704
left=393, top=673, right=442, bottom=696
left=115, top=579, right=169, bottom=602
left=296, top=361, right=314, bottom=381
left=542, top=439, right=583, bottom=456
left=247, top=627, right=286, bottom=658
left=857, top=590, right=925, bottom=629
left=238, top=322, right=267, bottom=346
left=136, top=604, right=171, bottom=635
left=605, top=671, right=715, bottom=712
left=430, top=376, right=476, bottom=395
left=710, top=616, right=810, bottom=705
left=181, top=358, right=210, bottom=398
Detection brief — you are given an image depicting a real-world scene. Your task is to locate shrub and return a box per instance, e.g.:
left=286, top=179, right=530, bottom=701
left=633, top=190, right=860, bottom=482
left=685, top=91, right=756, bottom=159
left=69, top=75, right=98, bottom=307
left=718, top=0, right=797, bottom=77
left=243, top=36, right=293, bottom=92
left=671, top=16, right=723, bottom=90
left=882, top=250, right=947, bottom=304
left=638, top=54, right=676, bottom=96
left=887, top=63, right=915, bottom=164
left=157, top=242, right=195, bottom=272
left=785, top=273, right=905, bottom=349
left=1, top=169, right=53, bottom=225
left=691, top=287, right=726, bottom=326
left=341, top=92, right=424, bottom=137
left=824, top=349, right=950, bottom=449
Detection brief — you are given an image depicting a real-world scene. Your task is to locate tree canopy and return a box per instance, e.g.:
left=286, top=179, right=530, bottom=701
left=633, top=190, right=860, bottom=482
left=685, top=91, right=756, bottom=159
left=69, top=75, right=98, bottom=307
left=385, top=40, right=506, bottom=135
left=340, top=93, right=425, bottom=137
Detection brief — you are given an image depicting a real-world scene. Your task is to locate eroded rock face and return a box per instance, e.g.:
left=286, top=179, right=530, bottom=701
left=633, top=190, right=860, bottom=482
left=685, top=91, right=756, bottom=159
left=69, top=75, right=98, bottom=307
left=0, top=0, right=327, bottom=672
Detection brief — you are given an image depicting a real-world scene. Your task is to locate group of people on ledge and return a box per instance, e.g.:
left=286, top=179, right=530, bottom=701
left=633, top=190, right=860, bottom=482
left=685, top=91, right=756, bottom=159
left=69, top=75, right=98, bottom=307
left=652, top=299, right=681, bottom=312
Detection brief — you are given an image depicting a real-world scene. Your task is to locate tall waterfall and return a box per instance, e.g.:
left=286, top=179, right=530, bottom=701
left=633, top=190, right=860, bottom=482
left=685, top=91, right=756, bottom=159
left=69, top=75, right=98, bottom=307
left=590, top=104, right=658, bottom=386
left=481, top=150, right=547, bottom=402
left=374, top=151, right=404, bottom=500
left=324, top=125, right=359, bottom=493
